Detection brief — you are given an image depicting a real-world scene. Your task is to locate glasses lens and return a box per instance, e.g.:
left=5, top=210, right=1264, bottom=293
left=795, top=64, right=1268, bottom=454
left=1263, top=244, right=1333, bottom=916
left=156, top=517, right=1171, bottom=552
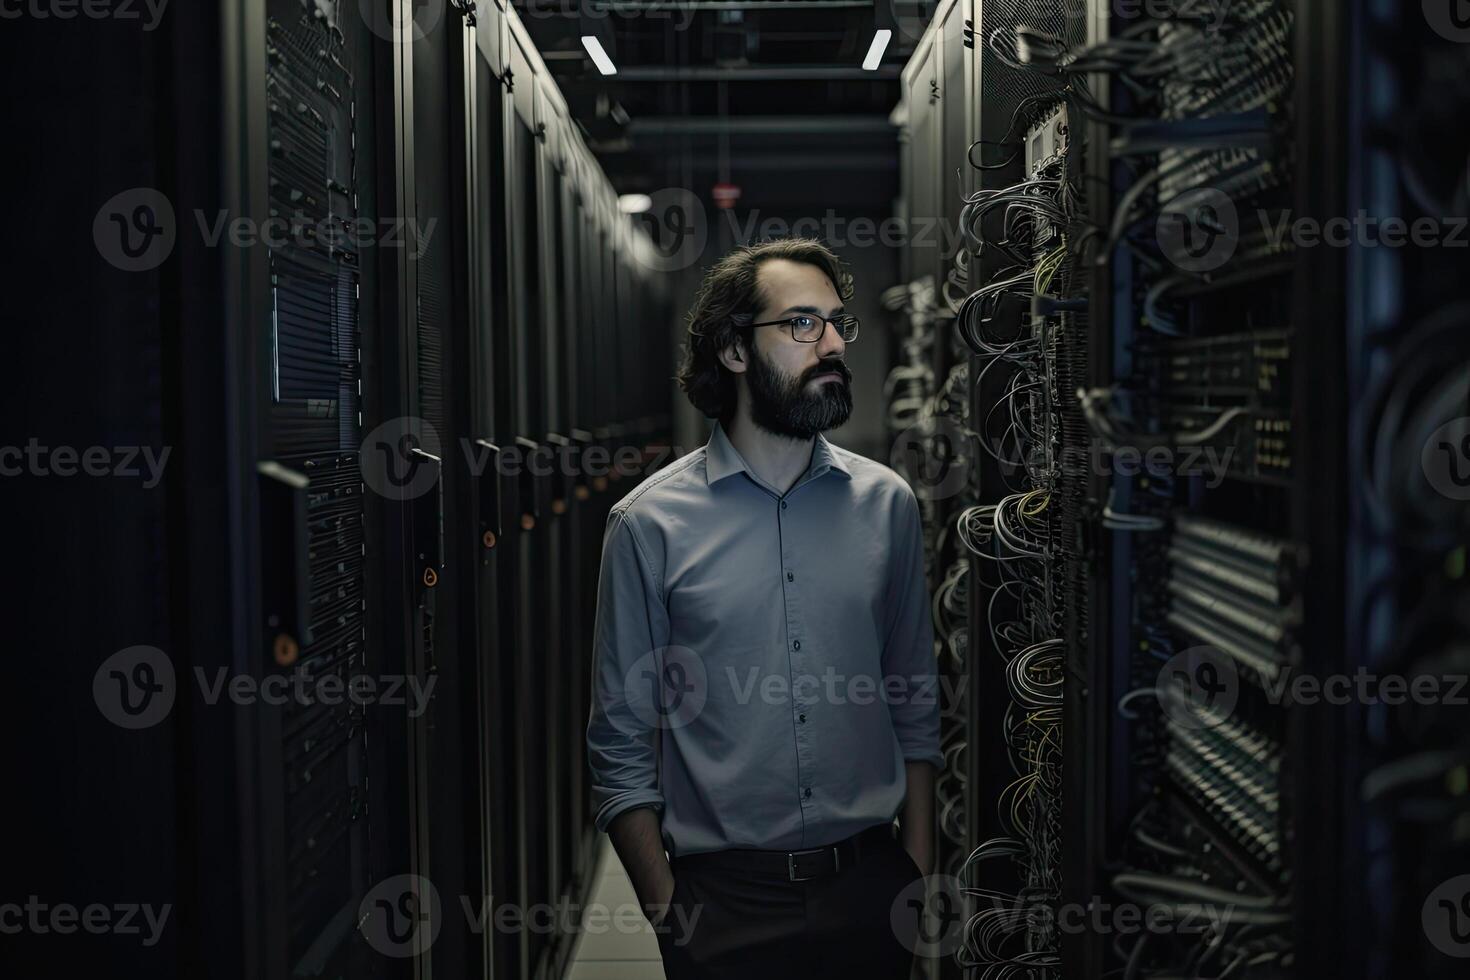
left=790, top=315, right=825, bottom=342
left=789, top=315, right=859, bottom=342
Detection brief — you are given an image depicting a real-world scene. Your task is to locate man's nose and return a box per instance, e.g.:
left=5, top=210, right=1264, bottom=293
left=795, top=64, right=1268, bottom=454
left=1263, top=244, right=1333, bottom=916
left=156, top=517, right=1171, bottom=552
left=815, top=319, right=846, bottom=358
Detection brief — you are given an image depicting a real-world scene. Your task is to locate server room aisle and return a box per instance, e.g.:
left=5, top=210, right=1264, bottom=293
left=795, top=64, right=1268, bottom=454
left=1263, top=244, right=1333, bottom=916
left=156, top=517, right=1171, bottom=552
left=10, top=2, right=1470, bottom=980
left=565, top=840, right=665, bottom=980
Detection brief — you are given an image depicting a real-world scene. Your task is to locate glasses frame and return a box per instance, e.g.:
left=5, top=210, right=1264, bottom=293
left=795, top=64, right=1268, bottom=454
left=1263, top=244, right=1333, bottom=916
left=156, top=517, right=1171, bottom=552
left=746, top=312, right=860, bottom=343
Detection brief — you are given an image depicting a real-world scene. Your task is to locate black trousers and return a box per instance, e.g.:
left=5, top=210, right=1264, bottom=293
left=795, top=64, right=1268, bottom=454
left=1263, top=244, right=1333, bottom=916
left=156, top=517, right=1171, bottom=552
left=654, top=827, right=923, bottom=980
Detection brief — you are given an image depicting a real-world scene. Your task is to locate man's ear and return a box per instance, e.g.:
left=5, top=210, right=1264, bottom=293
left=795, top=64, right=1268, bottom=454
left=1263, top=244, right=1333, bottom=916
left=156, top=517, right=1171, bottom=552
left=720, top=337, right=748, bottom=372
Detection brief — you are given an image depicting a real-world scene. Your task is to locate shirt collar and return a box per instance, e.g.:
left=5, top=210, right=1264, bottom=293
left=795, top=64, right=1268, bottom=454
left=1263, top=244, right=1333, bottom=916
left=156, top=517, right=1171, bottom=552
left=704, top=419, right=852, bottom=488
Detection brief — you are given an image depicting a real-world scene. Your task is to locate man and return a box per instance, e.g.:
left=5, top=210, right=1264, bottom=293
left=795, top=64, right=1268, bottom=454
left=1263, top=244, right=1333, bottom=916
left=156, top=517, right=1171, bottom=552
left=586, top=238, right=942, bottom=979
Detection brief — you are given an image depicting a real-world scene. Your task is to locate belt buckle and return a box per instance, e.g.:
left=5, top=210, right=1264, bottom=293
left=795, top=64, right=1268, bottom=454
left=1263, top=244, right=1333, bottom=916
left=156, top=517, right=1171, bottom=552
left=787, top=845, right=840, bottom=882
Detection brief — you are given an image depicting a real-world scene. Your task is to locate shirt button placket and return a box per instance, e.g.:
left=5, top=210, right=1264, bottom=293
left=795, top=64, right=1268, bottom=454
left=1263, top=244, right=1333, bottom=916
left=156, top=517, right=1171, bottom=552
left=780, top=494, right=814, bottom=813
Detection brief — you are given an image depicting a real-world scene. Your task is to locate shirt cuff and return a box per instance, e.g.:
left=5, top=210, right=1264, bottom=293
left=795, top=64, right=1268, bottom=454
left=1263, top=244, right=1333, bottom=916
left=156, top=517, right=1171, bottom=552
left=593, top=790, right=666, bottom=834
left=901, top=747, right=945, bottom=770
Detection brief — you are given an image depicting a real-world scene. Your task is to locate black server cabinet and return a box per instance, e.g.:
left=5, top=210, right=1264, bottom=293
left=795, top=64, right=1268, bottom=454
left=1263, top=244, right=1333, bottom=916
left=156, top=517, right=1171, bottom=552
left=503, top=20, right=546, bottom=977
left=534, top=94, right=570, bottom=926
left=250, top=1, right=382, bottom=974
left=11, top=1, right=659, bottom=978
left=556, top=161, right=590, bottom=899
left=468, top=6, right=521, bottom=980
left=8, top=5, right=206, bottom=977
left=376, top=2, right=490, bottom=976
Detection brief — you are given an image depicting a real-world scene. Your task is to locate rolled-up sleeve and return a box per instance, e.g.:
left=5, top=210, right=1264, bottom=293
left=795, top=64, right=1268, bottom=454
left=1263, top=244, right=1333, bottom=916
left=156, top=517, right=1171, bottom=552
left=587, top=509, right=671, bottom=832
left=881, top=488, right=944, bottom=769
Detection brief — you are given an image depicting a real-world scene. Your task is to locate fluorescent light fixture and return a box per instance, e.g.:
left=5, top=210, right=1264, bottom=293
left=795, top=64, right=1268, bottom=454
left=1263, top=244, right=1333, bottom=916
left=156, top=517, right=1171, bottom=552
left=581, top=35, right=616, bottom=76
left=862, top=29, right=892, bottom=71
left=618, top=193, right=652, bottom=214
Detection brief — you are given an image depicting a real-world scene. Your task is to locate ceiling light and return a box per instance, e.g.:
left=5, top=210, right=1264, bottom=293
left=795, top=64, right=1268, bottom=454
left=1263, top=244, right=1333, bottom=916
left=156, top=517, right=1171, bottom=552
left=863, top=29, right=891, bottom=71
left=581, top=35, right=616, bottom=76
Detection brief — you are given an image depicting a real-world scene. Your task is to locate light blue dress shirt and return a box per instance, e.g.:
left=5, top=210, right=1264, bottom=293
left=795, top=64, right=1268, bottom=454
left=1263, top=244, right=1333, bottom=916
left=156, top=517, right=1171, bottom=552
left=586, top=419, right=943, bottom=857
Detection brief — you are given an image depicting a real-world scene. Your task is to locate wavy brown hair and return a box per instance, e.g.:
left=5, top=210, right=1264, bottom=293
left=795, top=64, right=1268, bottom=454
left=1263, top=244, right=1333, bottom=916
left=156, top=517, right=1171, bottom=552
left=675, top=238, right=854, bottom=425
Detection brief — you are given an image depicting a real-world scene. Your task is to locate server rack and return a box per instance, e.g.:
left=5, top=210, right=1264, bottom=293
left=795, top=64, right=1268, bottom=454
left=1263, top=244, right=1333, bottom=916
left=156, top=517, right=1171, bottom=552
left=891, top=1, right=1465, bottom=977
left=894, top=4, right=1092, bottom=978
left=1084, top=3, right=1305, bottom=978
left=1334, top=3, right=1470, bottom=978
left=13, top=0, right=675, bottom=976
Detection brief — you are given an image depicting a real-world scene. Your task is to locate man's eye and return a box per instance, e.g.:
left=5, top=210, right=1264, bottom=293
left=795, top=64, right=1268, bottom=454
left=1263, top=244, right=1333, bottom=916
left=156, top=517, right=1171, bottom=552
left=791, top=315, right=817, bottom=329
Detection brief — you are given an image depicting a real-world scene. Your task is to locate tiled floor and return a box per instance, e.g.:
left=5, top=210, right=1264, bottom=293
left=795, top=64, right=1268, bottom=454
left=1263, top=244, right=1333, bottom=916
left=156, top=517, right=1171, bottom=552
left=564, top=836, right=667, bottom=980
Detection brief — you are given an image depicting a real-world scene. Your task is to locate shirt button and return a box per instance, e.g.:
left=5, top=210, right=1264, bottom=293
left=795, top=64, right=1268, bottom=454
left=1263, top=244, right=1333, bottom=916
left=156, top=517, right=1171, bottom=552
left=780, top=501, right=787, bottom=510
left=799, top=713, right=806, bottom=723
left=793, top=640, right=801, bottom=651
left=803, top=788, right=812, bottom=799
left=787, top=571, right=794, bottom=582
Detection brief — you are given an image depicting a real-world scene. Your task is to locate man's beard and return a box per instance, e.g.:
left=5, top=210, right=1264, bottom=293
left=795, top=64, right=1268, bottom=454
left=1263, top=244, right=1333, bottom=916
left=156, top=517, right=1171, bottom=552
left=744, top=345, right=854, bottom=440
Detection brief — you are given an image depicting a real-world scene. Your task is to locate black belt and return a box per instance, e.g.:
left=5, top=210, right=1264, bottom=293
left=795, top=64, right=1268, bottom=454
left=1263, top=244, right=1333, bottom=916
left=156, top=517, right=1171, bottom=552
left=672, top=823, right=896, bottom=883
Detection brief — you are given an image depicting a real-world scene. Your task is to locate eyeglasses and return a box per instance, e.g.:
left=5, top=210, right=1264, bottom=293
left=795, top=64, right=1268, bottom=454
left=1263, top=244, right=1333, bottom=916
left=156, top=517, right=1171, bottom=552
left=746, top=312, right=860, bottom=344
